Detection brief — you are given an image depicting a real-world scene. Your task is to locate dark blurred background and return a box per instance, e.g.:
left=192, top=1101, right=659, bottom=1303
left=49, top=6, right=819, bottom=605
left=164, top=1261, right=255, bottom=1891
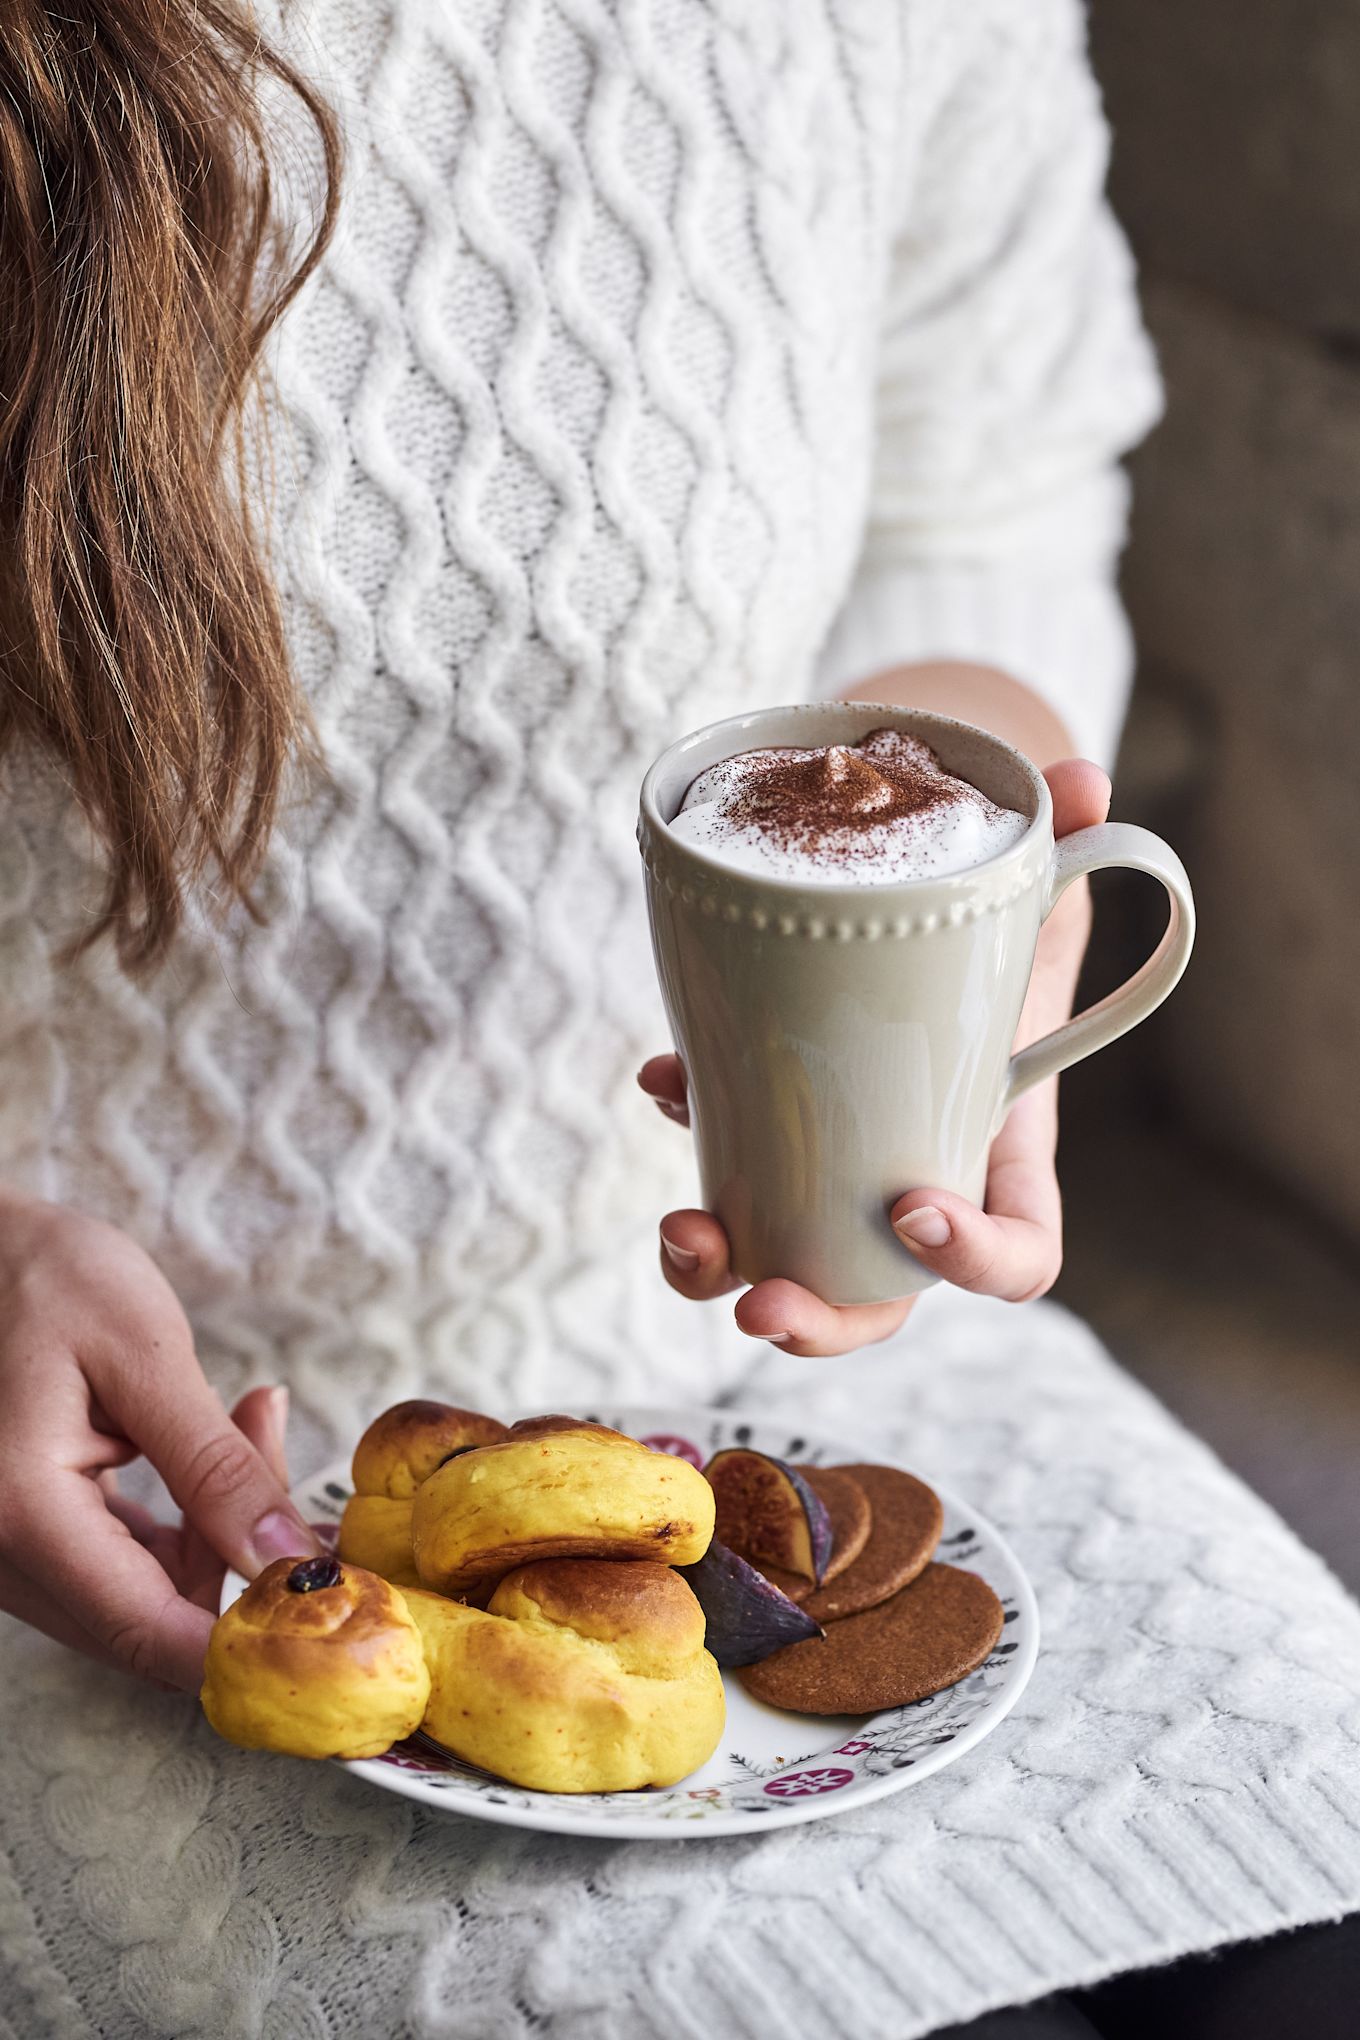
left=1053, top=4, right=1360, bottom=1590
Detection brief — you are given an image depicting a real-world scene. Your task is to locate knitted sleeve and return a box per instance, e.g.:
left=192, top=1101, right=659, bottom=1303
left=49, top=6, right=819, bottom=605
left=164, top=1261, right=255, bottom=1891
left=817, top=0, right=1163, bottom=768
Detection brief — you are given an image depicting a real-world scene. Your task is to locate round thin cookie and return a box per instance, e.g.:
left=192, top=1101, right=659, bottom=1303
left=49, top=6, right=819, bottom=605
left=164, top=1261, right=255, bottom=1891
left=760, top=1468, right=871, bottom=1596
left=805, top=1464, right=943, bottom=1619
left=740, top=1563, right=1003, bottom=1715
left=796, top=1465, right=871, bottom=1582
left=766, top=1464, right=943, bottom=1620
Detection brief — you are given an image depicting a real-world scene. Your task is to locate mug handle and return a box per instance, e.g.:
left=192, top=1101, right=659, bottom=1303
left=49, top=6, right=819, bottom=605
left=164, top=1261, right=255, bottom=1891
left=1005, top=823, right=1195, bottom=1107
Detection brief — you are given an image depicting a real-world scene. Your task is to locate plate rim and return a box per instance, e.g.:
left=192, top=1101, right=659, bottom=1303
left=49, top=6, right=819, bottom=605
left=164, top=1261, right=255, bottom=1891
left=221, top=1403, right=1039, bottom=1840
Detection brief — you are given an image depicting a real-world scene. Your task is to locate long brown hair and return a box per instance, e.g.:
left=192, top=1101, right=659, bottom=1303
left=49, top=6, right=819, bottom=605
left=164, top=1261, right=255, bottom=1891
left=0, top=2, right=339, bottom=970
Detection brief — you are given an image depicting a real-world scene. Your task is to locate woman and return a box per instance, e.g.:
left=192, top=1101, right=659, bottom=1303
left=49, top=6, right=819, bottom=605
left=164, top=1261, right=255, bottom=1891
left=1, top=4, right=1356, bottom=2035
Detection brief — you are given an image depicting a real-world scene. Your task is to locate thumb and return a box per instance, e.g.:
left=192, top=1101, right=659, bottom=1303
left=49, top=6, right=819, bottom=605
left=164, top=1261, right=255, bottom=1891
left=1044, top=758, right=1111, bottom=839
left=230, top=1384, right=292, bottom=1489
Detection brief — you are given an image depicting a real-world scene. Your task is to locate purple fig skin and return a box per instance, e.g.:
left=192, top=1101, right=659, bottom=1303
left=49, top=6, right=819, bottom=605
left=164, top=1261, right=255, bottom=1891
left=793, top=1462, right=836, bottom=1582
left=703, top=1448, right=836, bottom=1585
left=679, top=1542, right=823, bottom=1667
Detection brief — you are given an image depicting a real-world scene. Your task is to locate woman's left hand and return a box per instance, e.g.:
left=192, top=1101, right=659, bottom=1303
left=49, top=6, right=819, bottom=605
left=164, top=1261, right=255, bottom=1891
left=639, top=759, right=1111, bottom=1357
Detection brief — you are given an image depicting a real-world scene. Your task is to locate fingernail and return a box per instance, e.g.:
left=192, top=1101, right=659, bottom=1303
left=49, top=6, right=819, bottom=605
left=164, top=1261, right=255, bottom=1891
left=654, top=1100, right=688, bottom=1124
left=739, top=1324, right=790, bottom=1344
left=660, top=1233, right=700, bottom=1273
left=250, top=1509, right=317, bottom=1570
left=895, top=1206, right=952, bottom=1250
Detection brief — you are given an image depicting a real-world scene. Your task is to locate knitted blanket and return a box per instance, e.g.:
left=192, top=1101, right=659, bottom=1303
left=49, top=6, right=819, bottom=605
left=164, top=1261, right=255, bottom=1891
left=3, top=1293, right=1358, bottom=2038
left=4, top=5, right=1350, bottom=2031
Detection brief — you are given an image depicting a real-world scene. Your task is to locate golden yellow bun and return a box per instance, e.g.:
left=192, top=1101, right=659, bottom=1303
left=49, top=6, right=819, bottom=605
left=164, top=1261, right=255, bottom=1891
left=201, top=1557, right=430, bottom=1760
left=351, top=1399, right=510, bottom=1500
left=507, top=1414, right=622, bottom=1441
left=404, top=1561, right=725, bottom=1792
left=339, top=1400, right=509, bottom=1587
left=411, top=1426, right=715, bottom=1594
left=337, top=1495, right=419, bottom=1589
left=489, top=1556, right=707, bottom=1677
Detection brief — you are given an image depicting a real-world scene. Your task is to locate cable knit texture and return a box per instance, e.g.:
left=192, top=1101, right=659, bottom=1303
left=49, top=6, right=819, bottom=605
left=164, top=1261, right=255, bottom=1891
left=4, top=1297, right=1360, bottom=2039
left=3, top=2, right=1356, bottom=2035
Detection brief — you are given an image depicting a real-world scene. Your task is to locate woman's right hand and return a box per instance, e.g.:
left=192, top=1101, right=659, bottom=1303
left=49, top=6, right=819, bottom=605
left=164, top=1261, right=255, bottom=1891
left=0, top=1192, right=317, bottom=1691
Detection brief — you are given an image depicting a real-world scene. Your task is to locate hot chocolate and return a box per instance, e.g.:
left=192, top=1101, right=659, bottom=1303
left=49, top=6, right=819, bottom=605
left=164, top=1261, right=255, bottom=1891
left=669, top=727, right=1029, bottom=883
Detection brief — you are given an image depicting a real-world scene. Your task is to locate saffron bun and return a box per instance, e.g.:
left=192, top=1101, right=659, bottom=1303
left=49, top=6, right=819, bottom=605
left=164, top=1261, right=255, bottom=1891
left=339, top=1400, right=510, bottom=1589
left=404, top=1560, right=725, bottom=1792
left=351, top=1399, right=510, bottom=1499
left=201, top=1556, right=430, bottom=1760
left=505, top=1413, right=622, bottom=1442
left=336, top=1495, right=422, bottom=1590
left=411, top=1422, right=716, bottom=1595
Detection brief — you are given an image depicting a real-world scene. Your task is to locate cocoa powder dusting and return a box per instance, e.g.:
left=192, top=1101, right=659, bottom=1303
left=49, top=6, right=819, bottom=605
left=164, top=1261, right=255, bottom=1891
left=725, top=734, right=965, bottom=868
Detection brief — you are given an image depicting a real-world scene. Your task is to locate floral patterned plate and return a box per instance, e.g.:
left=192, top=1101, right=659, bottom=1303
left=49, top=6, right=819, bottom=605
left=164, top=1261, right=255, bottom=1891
left=221, top=1405, right=1038, bottom=1840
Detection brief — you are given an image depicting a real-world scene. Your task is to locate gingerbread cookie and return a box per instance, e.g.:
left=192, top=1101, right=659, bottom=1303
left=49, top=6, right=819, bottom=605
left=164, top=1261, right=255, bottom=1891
left=797, top=1466, right=871, bottom=1581
left=768, top=1463, right=942, bottom=1621
left=739, top=1562, right=1002, bottom=1714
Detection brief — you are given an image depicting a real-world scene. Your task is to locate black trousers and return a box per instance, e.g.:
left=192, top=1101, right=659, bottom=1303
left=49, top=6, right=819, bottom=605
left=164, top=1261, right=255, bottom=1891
left=936, top=1913, right=1360, bottom=2040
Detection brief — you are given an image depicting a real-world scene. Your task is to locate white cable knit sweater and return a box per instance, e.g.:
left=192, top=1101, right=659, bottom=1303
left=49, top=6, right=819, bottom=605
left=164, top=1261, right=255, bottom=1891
left=3, top=3, right=1359, bottom=2035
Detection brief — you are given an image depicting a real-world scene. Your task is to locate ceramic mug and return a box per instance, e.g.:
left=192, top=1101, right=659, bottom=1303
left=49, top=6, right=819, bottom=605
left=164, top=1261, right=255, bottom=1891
left=638, top=702, right=1195, bottom=1306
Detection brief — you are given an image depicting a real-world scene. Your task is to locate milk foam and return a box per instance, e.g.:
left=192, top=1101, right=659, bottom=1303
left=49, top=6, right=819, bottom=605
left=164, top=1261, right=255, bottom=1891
left=669, top=728, right=1029, bottom=883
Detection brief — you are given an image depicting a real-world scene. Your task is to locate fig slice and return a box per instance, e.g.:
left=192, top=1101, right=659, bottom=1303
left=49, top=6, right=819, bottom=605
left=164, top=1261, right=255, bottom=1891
left=679, top=1541, right=823, bottom=1667
left=703, top=1448, right=835, bottom=1585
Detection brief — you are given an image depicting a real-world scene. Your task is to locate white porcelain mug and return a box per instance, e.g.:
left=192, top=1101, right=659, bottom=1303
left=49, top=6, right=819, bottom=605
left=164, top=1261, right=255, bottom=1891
left=639, top=703, right=1195, bottom=1306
